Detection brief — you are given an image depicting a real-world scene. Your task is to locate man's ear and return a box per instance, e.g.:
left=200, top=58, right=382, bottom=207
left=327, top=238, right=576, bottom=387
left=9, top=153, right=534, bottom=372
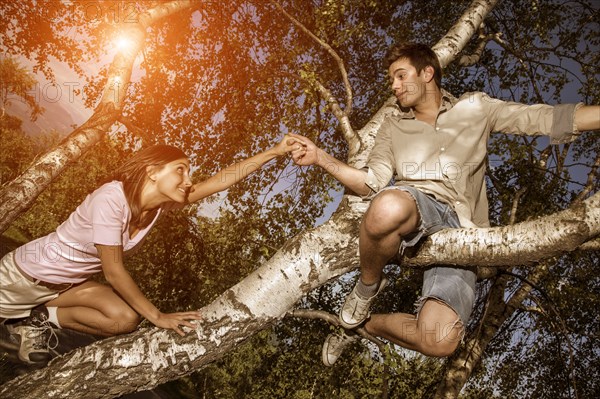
left=422, top=65, right=435, bottom=83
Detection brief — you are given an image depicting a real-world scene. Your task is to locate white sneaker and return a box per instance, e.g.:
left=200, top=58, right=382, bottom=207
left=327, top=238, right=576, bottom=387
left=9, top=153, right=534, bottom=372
left=322, top=331, right=358, bottom=366
left=339, top=277, right=388, bottom=329
left=6, top=310, right=57, bottom=365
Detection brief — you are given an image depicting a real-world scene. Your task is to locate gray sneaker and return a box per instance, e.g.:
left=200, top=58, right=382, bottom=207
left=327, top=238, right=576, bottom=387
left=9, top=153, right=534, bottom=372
left=6, top=310, right=57, bottom=365
left=322, top=331, right=358, bottom=366
left=339, top=277, right=388, bottom=329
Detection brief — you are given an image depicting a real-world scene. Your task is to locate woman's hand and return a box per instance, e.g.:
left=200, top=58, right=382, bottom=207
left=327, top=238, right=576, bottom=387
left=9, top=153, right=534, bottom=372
left=272, top=134, right=308, bottom=157
left=151, top=310, right=203, bottom=337
left=287, top=133, right=318, bottom=166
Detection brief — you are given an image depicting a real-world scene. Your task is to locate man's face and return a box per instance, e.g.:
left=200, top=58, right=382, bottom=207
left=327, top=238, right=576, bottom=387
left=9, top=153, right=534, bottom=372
left=388, top=57, right=428, bottom=108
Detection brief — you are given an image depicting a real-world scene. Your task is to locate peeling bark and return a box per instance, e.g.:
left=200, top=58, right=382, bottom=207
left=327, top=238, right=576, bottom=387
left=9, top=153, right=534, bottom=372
left=402, top=191, right=600, bottom=267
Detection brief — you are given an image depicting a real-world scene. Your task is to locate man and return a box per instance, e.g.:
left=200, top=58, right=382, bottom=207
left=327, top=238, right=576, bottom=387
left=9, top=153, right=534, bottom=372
left=289, top=43, right=599, bottom=365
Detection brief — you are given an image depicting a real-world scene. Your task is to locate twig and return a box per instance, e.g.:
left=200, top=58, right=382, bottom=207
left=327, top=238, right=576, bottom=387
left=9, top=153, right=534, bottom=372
left=269, top=0, right=353, bottom=115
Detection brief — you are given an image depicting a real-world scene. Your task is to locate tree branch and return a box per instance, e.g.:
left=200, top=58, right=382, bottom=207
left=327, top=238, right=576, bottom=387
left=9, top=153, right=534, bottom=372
left=458, top=23, right=503, bottom=67
left=433, top=0, right=502, bottom=68
left=0, top=0, right=197, bottom=234
left=270, top=0, right=353, bottom=115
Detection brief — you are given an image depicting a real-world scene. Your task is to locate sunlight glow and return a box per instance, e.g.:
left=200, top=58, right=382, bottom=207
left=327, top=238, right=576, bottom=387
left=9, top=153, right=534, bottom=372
left=114, top=36, right=133, bottom=52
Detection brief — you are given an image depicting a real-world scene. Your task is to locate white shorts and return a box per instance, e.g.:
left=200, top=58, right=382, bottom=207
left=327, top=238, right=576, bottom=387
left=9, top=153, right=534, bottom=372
left=0, top=251, right=60, bottom=319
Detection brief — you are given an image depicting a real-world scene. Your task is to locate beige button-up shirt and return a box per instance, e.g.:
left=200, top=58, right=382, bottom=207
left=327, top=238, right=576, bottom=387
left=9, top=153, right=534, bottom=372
left=365, top=90, right=582, bottom=228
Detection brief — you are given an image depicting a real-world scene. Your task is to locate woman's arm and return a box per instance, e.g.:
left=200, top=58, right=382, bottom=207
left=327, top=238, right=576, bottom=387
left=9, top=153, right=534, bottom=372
left=97, top=244, right=201, bottom=336
left=187, top=134, right=302, bottom=203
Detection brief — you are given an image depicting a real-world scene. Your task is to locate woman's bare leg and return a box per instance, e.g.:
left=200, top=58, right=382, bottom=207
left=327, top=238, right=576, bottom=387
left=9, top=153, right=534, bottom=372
left=46, top=281, right=141, bottom=336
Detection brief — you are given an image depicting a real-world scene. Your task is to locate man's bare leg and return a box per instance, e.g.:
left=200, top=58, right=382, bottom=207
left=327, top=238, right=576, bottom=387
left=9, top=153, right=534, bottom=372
left=364, top=299, right=463, bottom=357
left=358, top=189, right=419, bottom=286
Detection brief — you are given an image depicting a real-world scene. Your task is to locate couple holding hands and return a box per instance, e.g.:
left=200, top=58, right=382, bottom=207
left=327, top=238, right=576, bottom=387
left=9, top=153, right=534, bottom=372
left=2, top=42, right=598, bottom=367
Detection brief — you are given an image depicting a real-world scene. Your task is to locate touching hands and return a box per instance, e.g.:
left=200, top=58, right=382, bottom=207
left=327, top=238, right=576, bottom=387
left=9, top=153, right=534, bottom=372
left=272, top=134, right=308, bottom=157
left=287, top=133, right=319, bottom=166
left=152, top=310, right=202, bottom=337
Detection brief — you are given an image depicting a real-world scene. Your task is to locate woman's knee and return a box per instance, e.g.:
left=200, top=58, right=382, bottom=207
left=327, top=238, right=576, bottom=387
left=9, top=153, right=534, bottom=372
left=105, top=306, right=141, bottom=331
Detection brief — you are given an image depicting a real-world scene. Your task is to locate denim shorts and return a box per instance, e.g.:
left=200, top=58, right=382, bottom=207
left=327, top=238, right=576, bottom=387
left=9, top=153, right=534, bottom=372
left=377, top=185, right=476, bottom=325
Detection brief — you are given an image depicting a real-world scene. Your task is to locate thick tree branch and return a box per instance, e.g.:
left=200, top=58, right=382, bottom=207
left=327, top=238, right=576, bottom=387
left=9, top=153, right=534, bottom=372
left=433, top=0, right=501, bottom=68
left=402, top=190, right=600, bottom=267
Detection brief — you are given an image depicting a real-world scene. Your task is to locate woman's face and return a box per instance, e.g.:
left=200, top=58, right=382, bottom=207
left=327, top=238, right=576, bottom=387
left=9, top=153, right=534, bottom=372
left=151, top=158, right=193, bottom=203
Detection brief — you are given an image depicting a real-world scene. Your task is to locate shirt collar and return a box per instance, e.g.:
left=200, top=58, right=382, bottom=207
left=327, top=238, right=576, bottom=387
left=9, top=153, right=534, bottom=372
left=394, top=89, right=458, bottom=119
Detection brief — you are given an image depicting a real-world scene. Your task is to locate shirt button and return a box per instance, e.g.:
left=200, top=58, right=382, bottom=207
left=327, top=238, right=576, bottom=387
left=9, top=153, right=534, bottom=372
left=455, top=201, right=461, bottom=205
left=436, top=127, right=440, bottom=131
left=440, top=147, right=445, bottom=152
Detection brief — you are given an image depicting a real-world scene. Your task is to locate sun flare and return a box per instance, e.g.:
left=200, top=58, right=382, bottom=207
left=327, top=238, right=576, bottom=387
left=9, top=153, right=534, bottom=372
left=114, top=36, right=133, bottom=52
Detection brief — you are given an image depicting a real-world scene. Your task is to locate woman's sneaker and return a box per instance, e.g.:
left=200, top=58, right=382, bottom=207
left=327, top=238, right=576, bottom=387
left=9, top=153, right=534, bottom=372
left=6, top=309, right=57, bottom=365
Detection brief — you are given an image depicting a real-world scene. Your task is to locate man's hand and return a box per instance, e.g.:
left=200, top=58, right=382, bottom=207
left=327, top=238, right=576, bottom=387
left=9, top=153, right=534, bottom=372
left=288, top=133, right=318, bottom=166
left=273, top=134, right=307, bottom=157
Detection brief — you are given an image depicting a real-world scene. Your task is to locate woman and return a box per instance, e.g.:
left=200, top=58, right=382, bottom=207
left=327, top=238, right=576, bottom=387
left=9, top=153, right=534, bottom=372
left=0, top=135, right=305, bottom=364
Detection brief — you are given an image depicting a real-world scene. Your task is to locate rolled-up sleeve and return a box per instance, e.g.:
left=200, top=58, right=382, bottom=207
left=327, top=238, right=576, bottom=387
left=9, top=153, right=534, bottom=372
left=483, top=92, right=583, bottom=143
left=364, top=118, right=395, bottom=196
left=550, top=103, right=584, bottom=144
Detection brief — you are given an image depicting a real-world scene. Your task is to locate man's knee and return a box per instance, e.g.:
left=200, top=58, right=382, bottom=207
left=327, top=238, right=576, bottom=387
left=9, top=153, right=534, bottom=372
left=419, top=336, right=460, bottom=357
left=416, top=300, right=463, bottom=357
left=363, top=190, right=418, bottom=235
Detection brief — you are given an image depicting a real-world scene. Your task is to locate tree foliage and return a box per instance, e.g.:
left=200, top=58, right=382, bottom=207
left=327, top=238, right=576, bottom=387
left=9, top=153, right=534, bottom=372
left=0, top=0, right=598, bottom=397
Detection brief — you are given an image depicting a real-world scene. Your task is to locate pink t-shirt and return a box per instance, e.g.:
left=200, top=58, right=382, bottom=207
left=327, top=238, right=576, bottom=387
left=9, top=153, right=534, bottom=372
left=15, top=181, right=161, bottom=284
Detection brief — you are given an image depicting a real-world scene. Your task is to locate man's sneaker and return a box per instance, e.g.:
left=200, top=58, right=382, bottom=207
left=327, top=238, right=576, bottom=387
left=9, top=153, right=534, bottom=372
left=322, top=331, right=359, bottom=366
left=6, top=310, right=57, bottom=365
left=339, top=277, right=388, bottom=329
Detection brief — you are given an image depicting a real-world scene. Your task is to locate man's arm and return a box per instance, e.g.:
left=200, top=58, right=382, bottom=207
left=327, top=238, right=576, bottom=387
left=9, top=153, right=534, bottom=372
left=289, top=133, right=370, bottom=196
left=575, top=105, right=600, bottom=131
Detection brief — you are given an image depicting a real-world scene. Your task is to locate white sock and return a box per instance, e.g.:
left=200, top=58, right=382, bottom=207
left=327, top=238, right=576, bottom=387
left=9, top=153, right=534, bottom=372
left=356, top=278, right=380, bottom=298
left=46, top=307, right=62, bottom=328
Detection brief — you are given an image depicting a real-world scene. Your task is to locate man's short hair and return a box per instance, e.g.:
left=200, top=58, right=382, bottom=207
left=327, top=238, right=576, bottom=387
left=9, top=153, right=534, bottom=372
left=385, top=43, right=442, bottom=88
